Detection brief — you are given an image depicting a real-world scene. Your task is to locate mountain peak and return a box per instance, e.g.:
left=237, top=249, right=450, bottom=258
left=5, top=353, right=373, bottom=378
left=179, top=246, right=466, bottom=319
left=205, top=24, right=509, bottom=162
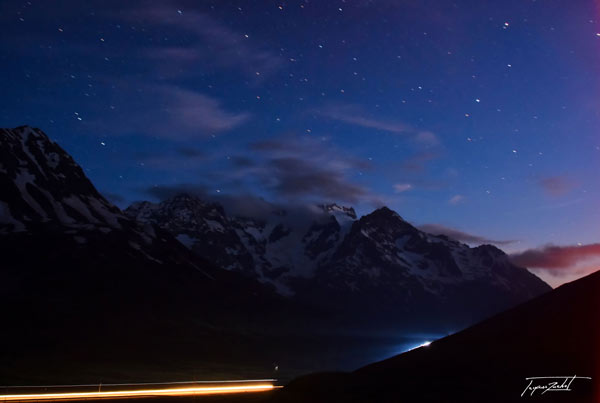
left=473, top=243, right=507, bottom=258
left=320, top=203, right=357, bottom=219
left=369, top=206, right=404, bottom=221
left=1, top=126, right=123, bottom=232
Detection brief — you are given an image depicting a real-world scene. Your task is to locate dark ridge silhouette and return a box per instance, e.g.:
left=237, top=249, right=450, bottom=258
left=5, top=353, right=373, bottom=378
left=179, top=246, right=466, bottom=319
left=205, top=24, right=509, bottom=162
left=274, top=269, right=600, bottom=402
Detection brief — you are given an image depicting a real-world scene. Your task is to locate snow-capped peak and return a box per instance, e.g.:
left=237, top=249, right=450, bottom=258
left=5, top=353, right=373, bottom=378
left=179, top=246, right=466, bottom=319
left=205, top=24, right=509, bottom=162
left=0, top=126, right=124, bottom=233
left=320, top=203, right=357, bottom=219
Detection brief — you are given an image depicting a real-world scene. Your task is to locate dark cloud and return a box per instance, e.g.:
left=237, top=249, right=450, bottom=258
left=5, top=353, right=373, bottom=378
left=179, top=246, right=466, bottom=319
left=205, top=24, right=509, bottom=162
left=138, top=136, right=378, bottom=206
left=176, top=147, right=205, bottom=158
left=510, top=244, right=600, bottom=270
left=229, top=156, right=255, bottom=168
left=266, top=157, right=368, bottom=202
left=239, top=136, right=377, bottom=204
left=538, top=176, right=575, bottom=197
left=418, top=224, right=517, bottom=246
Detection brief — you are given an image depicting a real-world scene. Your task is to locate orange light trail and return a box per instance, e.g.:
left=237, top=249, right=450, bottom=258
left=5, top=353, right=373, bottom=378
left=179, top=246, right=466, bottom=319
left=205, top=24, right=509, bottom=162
left=0, top=384, right=278, bottom=401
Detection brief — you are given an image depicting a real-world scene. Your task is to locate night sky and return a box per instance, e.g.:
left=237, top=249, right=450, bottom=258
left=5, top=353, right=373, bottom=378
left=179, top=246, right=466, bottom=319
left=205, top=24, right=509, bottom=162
left=1, top=0, right=599, bottom=286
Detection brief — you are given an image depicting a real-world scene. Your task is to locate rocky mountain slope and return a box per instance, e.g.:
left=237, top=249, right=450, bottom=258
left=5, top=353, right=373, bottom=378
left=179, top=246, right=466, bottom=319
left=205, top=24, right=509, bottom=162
left=0, top=126, right=300, bottom=383
left=125, top=193, right=550, bottom=329
left=125, top=196, right=356, bottom=295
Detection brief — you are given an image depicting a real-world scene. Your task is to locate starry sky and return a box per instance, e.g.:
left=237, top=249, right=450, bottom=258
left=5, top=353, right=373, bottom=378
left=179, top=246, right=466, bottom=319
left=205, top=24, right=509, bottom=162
left=1, top=0, right=599, bottom=287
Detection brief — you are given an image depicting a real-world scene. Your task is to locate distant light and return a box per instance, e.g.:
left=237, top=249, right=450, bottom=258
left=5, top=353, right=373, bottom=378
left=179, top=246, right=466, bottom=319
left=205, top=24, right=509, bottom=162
left=407, top=341, right=432, bottom=352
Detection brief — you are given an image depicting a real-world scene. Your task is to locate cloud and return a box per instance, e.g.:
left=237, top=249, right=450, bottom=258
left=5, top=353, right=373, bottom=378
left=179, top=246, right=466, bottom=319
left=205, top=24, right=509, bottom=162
left=176, top=147, right=205, bottom=158
left=418, top=224, right=516, bottom=246
left=239, top=136, right=378, bottom=204
left=130, top=4, right=282, bottom=79
left=415, top=131, right=441, bottom=146
left=98, top=84, right=250, bottom=139
left=156, top=86, right=250, bottom=134
left=266, top=157, right=369, bottom=202
left=400, top=151, right=440, bottom=172
left=320, top=104, right=411, bottom=134
left=538, top=176, right=575, bottom=197
left=448, top=194, right=465, bottom=205
left=137, top=135, right=383, bottom=206
left=510, top=244, right=600, bottom=270
left=317, top=104, right=441, bottom=146
left=393, top=183, right=413, bottom=193
left=134, top=145, right=209, bottom=171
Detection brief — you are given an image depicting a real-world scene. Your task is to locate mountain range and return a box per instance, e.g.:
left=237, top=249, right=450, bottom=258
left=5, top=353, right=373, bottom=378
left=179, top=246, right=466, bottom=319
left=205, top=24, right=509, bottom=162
left=0, top=126, right=552, bottom=383
left=124, top=190, right=550, bottom=330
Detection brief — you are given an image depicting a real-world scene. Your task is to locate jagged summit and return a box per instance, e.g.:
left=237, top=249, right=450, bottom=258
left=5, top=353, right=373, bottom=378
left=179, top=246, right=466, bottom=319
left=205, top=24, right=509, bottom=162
left=365, top=205, right=405, bottom=220
left=320, top=203, right=357, bottom=219
left=0, top=126, right=123, bottom=232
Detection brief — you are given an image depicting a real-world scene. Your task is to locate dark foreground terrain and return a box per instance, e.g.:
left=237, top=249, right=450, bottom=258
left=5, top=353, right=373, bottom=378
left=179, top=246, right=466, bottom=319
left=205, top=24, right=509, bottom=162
left=269, top=269, right=600, bottom=403
left=10, top=271, right=593, bottom=403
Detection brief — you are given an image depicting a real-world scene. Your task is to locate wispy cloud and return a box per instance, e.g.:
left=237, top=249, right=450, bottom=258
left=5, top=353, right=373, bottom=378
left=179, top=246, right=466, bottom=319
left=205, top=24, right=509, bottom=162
left=393, top=183, right=413, bottom=193
left=538, top=176, right=575, bottom=197
left=130, top=4, right=282, bottom=79
left=418, top=224, right=516, bottom=246
left=400, top=151, right=440, bottom=172
left=320, top=104, right=411, bottom=134
left=448, top=194, right=465, bottom=205
left=93, top=84, right=250, bottom=139
left=318, top=104, right=441, bottom=146
left=510, top=244, right=600, bottom=270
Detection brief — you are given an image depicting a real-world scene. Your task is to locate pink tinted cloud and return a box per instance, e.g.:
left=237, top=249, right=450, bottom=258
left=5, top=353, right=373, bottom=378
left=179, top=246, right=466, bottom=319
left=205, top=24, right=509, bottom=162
left=510, top=243, right=600, bottom=270
left=538, top=176, right=575, bottom=197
